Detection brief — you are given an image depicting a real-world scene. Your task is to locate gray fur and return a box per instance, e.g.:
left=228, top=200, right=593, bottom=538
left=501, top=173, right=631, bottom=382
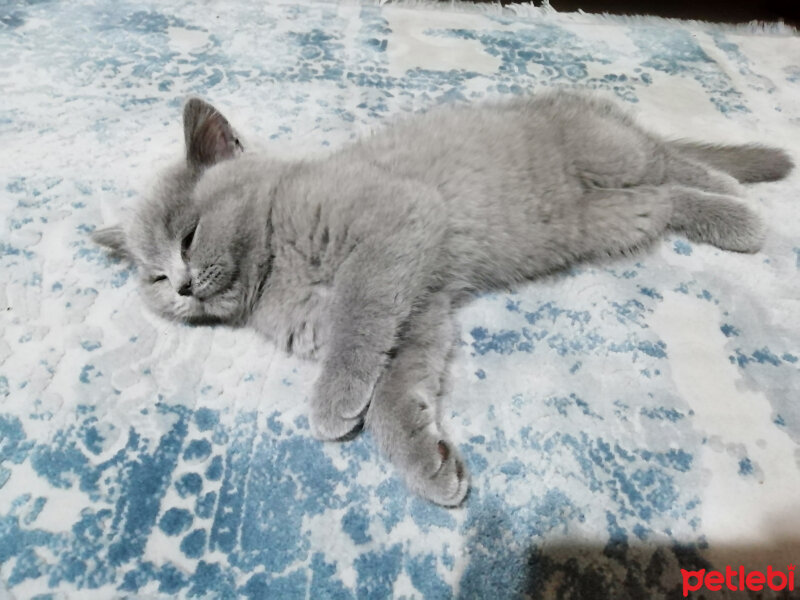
left=668, top=140, right=794, bottom=183
left=93, top=91, right=793, bottom=506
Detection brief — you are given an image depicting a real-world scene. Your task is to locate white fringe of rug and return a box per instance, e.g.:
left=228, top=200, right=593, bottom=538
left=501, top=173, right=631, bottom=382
left=334, top=0, right=799, bottom=36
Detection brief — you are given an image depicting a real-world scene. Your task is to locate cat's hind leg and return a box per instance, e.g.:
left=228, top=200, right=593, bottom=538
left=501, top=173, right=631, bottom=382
left=578, top=184, right=763, bottom=257
left=668, top=186, right=765, bottom=253
left=365, top=292, right=469, bottom=507
left=663, top=157, right=767, bottom=251
left=578, top=186, right=673, bottom=258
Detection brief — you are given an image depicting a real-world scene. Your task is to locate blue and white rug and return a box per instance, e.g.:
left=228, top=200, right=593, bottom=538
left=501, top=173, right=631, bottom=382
left=2, top=1, right=799, bottom=597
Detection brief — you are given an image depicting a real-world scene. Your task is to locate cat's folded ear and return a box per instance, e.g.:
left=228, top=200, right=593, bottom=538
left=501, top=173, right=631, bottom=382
left=92, top=225, right=130, bottom=259
left=183, top=98, right=244, bottom=171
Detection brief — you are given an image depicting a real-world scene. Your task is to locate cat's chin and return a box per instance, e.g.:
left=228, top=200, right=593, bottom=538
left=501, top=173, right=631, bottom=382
left=196, top=281, right=247, bottom=321
left=144, top=281, right=246, bottom=326
left=155, top=295, right=207, bottom=323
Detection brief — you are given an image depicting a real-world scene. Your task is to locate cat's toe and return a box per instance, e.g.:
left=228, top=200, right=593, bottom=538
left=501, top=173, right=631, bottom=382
left=310, top=407, right=362, bottom=441
left=336, top=379, right=374, bottom=420
left=408, top=439, right=470, bottom=507
left=313, top=371, right=374, bottom=422
left=726, top=212, right=765, bottom=253
left=309, top=370, right=375, bottom=440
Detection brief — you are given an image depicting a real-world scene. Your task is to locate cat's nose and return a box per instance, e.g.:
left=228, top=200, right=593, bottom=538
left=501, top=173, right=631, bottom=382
left=177, top=281, right=193, bottom=296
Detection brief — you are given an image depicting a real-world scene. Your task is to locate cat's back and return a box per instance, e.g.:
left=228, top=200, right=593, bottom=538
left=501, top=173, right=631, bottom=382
left=346, top=98, right=550, bottom=208
left=345, top=91, right=640, bottom=202
left=351, top=98, right=547, bottom=179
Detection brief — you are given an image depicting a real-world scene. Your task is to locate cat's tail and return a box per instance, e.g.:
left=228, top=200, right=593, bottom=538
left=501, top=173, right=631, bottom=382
left=668, top=140, right=794, bottom=183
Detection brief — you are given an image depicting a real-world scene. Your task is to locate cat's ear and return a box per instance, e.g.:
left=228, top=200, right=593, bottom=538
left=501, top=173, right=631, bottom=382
left=183, top=98, right=243, bottom=171
left=92, top=225, right=130, bottom=259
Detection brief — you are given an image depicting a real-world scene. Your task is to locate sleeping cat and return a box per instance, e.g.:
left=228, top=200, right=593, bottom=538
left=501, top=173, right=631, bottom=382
left=93, top=91, right=793, bottom=506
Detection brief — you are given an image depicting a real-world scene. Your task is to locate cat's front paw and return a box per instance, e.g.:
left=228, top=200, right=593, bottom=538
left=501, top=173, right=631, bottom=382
left=309, top=372, right=374, bottom=440
left=407, top=437, right=470, bottom=507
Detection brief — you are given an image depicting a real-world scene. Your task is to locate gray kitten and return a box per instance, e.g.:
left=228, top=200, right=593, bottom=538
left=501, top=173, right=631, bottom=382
left=93, top=91, right=793, bottom=506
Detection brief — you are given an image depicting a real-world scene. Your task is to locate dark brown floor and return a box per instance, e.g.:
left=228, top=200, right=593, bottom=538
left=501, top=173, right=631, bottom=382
left=492, top=0, right=800, bottom=27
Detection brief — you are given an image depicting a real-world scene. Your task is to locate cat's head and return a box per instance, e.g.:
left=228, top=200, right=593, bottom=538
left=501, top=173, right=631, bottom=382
left=93, top=99, right=273, bottom=325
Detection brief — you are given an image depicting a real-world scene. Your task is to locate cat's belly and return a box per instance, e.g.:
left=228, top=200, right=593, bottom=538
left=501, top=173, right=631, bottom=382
left=250, top=284, right=332, bottom=361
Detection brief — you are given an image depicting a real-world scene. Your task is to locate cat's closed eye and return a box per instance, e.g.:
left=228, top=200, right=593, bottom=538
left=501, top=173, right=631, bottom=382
left=181, top=224, right=197, bottom=257
left=150, top=274, right=167, bottom=284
